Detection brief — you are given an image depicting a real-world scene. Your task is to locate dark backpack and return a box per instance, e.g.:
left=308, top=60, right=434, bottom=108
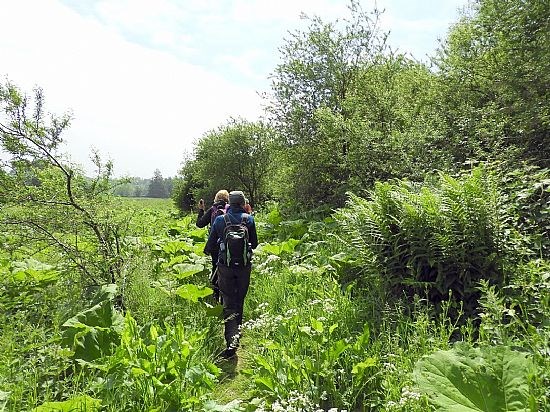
left=210, top=204, right=227, bottom=227
left=220, top=213, right=251, bottom=267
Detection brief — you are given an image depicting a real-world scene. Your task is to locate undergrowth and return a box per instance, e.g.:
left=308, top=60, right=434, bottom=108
left=0, top=167, right=548, bottom=411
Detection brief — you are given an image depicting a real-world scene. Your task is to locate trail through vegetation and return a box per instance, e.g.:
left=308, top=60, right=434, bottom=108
left=0, top=171, right=548, bottom=411
left=1, top=0, right=549, bottom=410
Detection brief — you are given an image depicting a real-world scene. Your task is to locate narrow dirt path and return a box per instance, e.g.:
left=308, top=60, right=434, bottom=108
left=209, top=335, right=256, bottom=407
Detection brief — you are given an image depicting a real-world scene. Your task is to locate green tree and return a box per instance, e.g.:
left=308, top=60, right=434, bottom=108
left=435, top=0, right=550, bottom=166
left=0, top=81, right=127, bottom=285
left=112, top=178, right=135, bottom=197
left=177, top=119, right=275, bottom=210
left=313, top=56, right=449, bottom=194
left=164, top=177, right=174, bottom=197
left=266, top=1, right=388, bottom=207
left=147, top=169, right=168, bottom=198
left=267, top=1, right=451, bottom=208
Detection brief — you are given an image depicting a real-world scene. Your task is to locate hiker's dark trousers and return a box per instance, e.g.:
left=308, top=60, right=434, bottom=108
left=217, top=264, right=251, bottom=349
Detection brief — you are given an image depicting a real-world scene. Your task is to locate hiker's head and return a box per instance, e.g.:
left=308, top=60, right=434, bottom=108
left=214, top=190, right=229, bottom=203
left=229, top=190, right=245, bottom=207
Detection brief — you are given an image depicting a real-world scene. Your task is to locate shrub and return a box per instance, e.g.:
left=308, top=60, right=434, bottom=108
left=335, top=167, right=505, bottom=317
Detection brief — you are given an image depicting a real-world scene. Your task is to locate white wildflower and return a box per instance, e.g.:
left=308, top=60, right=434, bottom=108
left=399, top=386, right=422, bottom=405
left=383, top=362, right=396, bottom=371
left=285, top=308, right=298, bottom=317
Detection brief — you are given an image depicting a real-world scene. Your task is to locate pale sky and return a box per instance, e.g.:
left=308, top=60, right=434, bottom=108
left=0, top=0, right=467, bottom=178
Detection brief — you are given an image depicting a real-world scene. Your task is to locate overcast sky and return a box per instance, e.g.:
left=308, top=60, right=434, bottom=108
left=0, top=0, right=467, bottom=178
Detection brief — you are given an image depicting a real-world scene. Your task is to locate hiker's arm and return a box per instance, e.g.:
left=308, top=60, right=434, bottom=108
left=248, top=217, right=258, bottom=249
left=196, top=206, right=213, bottom=228
left=204, top=218, right=219, bottom=254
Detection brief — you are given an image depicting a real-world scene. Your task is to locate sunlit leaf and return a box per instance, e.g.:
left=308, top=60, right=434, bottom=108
left=414, top=345, right=534, bottom=411
left=254, top=376, right=275, bottom=392
left=161, top=240, right=194, bottom=255
left=33, top=395, right=101, bottom=412
left=311, top=318, right=324, bottom=333
left=173, top=263, right=205, bottom=279
left=61, top=285, right=124, bottom=361
left=175, top=284, right=213, bottom=302
left=261, top=243, right=281, bottom=256
left=328, top=340, right=349, bottom=361
left=352, top=357, right=377, bottom=380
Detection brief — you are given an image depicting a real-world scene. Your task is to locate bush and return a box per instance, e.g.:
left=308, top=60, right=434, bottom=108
left=335, top=167, right=505, bottom=318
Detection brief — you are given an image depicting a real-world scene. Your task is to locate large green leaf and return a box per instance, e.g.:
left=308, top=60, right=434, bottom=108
left=61, top=284, right=124, bottom=361
left=172, top=263, right=206, bottom=279
left=161, top=240, right=194, bottom=255
left=261, top=242, right=281, bottom=256
left=261, top=238, right=301, bottom=256
left=266, top=208, right=282, bottom=227
left=10, top=258, right=59, bottom=284
left=175, top=284, right=213, bottom=302
left=186, top=227, right=208, bottom=242
left=280, top=238, right=301, bottom=254
left=33, top=395, right=101, bottom=411
left=413, top=345, right=534, bottom=411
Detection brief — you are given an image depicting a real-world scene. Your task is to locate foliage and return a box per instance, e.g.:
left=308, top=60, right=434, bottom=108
left=171, top=150, right=204, bottom=213
left=174, top=118, right=275, bottom=212
left=476, top=260, right=550, bottom=409
left=61, top=284, right=124, bottom=362
left=335, top=167, right=505, bottom=316
left=0, top=81, right=130, bottom=285
left=147, top=168, right=170, bottom=198
left=0, top=257, right=82, bottom=411
left=33, top=395, right=101, bottom=412
left=266, top=1, right=389, bottom=207
left=435, top=0, right=550, bottom=166
left=240, top=215, right=462, bottom=411
left=90, top=314, right=220, bottom=410
left=413, top=344, right=534, bottom=411
left=498, top=165, right=550, bottom=258
left=312, top=55, right=449, bottom=199
left=243, top=255, right=375, bottom=410
left=2, top=180, right=548, bottom=411
left=112, top=176, right=175, bottom=198
left=0, top=258, right=60, bottom=313
left=3, top=1, right=550, bottom=409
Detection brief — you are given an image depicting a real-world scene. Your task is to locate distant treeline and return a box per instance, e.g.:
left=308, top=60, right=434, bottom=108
left=112, top=169, right=175, bottom=198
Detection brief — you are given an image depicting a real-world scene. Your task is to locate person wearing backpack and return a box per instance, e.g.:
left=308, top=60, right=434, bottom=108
left=204, top=190, right=258, bottom=359
left=196, top=189, right=229, bottom=229
left=196, top=189, right=229, bottom=302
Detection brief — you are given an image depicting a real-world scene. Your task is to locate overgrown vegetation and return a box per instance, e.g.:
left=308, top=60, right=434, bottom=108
left=1, top=0, right=549, bottom=410
left=173, top=0, right=549, bottom=211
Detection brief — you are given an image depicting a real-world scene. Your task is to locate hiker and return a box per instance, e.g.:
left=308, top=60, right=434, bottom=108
left=196, top=189, right=229, bottom=229
left=244, top=197, right=253, bottom=214
left=196, top=189, right=229, bottom=302
left=204, top=190, right=258, bottom=359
